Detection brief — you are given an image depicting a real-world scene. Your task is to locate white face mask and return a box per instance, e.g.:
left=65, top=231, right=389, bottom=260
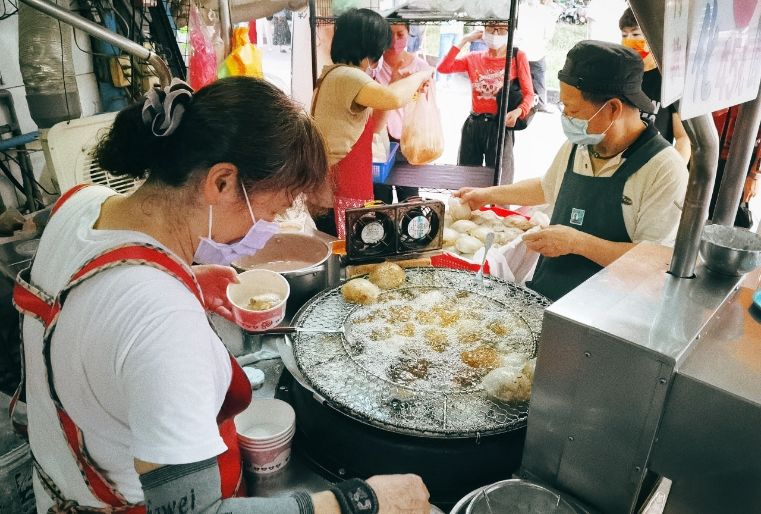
left=192, top=181, right=279, bottom=265
left=483, top=32, right=508, bottom=50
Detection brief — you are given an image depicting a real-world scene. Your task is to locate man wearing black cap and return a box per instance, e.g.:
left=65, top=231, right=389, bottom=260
left=456, top=40, right=687, bottom=301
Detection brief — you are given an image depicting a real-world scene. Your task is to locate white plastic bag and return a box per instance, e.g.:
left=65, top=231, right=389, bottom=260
left=400, top=87, right=445, bottom=165
left=472, top=210, right=549, bottom=285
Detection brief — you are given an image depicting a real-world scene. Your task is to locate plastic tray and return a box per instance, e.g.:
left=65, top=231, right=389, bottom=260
left=372, top=142, right=399, bottom=183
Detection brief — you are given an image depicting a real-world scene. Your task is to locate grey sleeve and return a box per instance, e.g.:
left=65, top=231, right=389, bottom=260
left=139, top=458, right=315, bottom=514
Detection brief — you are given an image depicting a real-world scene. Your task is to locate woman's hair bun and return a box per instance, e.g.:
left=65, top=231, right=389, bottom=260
left=93, top=102, right=162, bottom=180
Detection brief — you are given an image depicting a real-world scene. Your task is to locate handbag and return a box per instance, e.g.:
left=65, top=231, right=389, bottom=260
left=495, top=48, right=535, bottom=131
left=736, top=201, right=753, bottom=229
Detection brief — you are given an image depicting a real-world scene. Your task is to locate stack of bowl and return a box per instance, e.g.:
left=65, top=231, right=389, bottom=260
left=235, top=399, right=296, bottom=475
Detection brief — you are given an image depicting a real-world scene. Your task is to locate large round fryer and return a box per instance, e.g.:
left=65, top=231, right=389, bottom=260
left=278, top=268, right=550, bottom=505
left=288, top=267, right=549, bottom=438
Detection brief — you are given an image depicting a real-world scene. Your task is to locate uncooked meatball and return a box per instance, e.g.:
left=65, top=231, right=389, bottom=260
left=448, top=197, right=472, bottom=221
left=341, top=278, right=381, bottom=305
left=503, top=215, right=535, bottom=232
left=368, top=262, right=406, bottom=290
left=443, top=227, right=459, bottom=245
left=455, top=234, right=483, bottom=254
left=450, top=219, right=478, bottom=233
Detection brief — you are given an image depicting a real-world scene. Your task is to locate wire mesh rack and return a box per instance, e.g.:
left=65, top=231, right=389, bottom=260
left=290, top=267, right=549, bottom=438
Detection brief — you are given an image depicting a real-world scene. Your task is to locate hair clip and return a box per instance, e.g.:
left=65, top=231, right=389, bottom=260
left=141, top=78, right=194, bottom=137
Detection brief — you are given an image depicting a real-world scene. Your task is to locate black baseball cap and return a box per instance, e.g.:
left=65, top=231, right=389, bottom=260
left=558, top=40, right=654, bottom=114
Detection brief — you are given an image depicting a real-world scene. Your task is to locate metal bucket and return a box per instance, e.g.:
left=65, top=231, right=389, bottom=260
left=232, top=233, right=340, bottom=315
left=461, top=479, right=584, bottom=514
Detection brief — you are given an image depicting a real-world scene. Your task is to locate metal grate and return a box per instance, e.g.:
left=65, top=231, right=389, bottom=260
left=290, top=267, right=549, bottom=438
left=82, top=156, right=142, bottom=193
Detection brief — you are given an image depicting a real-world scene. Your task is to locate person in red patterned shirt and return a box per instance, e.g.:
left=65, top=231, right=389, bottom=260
left=709, top=106, right=760, bottom=228
left=437, top=21, right=534, bottom=185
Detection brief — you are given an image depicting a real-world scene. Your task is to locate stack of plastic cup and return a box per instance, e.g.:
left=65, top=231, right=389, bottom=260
left=235, top=399, right=296, bottom=475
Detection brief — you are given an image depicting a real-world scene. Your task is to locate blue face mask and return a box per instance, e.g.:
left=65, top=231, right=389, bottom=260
left=193, top=182, right=279, bottom=266
left=560, top=102, right=613, bottom=146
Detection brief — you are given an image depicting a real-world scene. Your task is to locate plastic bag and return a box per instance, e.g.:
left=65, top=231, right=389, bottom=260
left=188, top=5, right=217, bottom=90
left=218, top=27, right=263, bottom=79
left=471, top=210, right=550, bottom=285
left=400, top=87, right=444, bottom=165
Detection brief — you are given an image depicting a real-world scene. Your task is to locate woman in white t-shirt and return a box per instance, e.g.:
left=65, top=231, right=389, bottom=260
left=18, top=77, right=430, bottom=514
left=311, top=8, right=432, bottom=238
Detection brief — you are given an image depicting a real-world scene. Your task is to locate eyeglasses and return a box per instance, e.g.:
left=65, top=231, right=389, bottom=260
left=485, top=27, right=509, bottom=35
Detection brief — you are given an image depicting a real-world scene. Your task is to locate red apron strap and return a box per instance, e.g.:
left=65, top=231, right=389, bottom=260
left=51, top=184, right=91, bottom=215
left=67, top=244, right=203, bottom=304
left=13, top=272, right=57, bottom=326
left=10, top=267, right=56, bottom=440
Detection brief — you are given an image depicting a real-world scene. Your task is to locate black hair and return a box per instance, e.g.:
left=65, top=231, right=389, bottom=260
left=330, top=8, right=392, bottom=66
left=94, top=77, right=329, bottom=197
left=387, top=18, right=410, bottom=30
left=581, top=90, right=637, bottom=110
left=619, top=7, right=639, bottom=30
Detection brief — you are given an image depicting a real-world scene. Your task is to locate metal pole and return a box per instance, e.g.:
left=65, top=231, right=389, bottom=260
left=309, top=0, right=317, bottom=87
left=669, top=113, right=719, bottom=278
left=18, top=0, right=172, bottom=87
left=493, top=0, right=519, bottom=186
left=219, top=0, right=232, bottom=58
left=627, top=0, right=664, bottom=69
left=713, top=84, right=761, bottom=226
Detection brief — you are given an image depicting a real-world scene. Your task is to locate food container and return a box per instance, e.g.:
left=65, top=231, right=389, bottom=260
left=232, top=233, right=338, bottom=314
left=235, top=399, right=296, bottom=475
left=226, top=269, right=289, bottom=332
left=699, top=224, right=761, bottom=276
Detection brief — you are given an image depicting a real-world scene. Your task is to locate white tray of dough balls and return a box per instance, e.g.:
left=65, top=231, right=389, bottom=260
left=443, top=198, right=540, bottom=262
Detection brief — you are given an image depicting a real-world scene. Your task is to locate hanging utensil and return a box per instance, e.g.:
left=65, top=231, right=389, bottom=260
left=475, top=232, right=495, bottom=287
left=260, top=326, right=345, bottom=335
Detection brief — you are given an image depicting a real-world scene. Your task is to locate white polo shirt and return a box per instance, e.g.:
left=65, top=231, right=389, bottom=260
left=540, top=140, right=688, bottom=245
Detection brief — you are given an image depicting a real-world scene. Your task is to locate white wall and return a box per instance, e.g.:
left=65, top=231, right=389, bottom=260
left=0, top=11, right=101, bottom=210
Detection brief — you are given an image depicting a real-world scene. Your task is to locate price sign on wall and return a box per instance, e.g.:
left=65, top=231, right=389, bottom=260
left=661, top=0, right=690, bottom=107
left=679, top=0, right=761, bottom=120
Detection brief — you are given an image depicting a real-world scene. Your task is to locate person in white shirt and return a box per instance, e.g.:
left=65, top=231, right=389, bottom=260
left=19, top=76, right=430, bottom=514
left=456, top=41, right=687, bottom=301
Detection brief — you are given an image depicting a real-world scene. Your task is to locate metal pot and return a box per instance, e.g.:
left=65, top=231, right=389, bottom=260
left=700, top=224, right=761, bottom=276
left=232, top=233, right=340, bottom=315
left=452, top=479, right=589, bottom=514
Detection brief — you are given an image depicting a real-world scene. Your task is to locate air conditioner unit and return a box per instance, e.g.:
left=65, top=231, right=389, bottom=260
left=42, top=112, right=142, bottom=194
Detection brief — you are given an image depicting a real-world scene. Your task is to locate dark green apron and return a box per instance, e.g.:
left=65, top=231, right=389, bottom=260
left=529, top=129, right=670, bottom=301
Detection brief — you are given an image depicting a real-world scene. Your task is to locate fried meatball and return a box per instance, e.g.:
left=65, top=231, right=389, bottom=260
left=341, top=278, right=380, bottom=305
left=368, top=262, right=406, bottom=290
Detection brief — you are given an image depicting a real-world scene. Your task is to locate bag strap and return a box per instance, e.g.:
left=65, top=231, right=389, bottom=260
left=310, top=64, right=347, bottom=116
